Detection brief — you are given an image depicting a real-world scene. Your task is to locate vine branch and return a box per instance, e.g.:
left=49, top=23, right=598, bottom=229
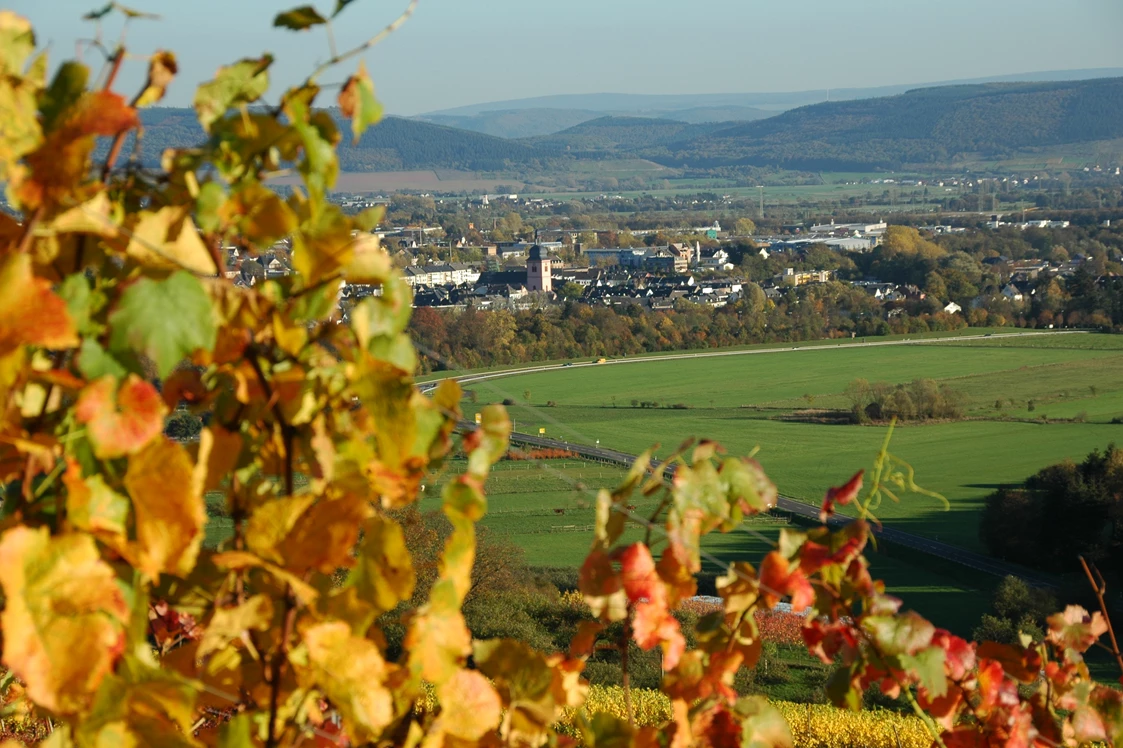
left=1079, top=556, right=1123, bottom=677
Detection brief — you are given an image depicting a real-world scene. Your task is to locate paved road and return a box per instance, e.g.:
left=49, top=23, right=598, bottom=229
left=422, top=329, right=1087, bottom=393
left=496, top=426, right=1058, bottom=589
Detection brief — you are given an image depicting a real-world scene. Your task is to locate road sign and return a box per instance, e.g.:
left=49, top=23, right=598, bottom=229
left=474, top=413, right=481, bottom=424
left=539, top=427, right=546, bottom=435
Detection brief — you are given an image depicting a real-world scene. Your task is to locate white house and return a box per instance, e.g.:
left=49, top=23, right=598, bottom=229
left=943, top=301, right=963, bottom=314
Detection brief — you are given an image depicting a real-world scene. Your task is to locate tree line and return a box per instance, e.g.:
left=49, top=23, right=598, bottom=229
left=409, top=285, right=969, bottom=372
left=980, top=445, right=1123, bottom=574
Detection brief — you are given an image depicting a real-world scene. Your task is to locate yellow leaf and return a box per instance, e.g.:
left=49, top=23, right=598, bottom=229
left=405, top=597, right=471, bottom=685
left=78, top=655, right=202, bottom=748
left=123, top=437, right=207, bottom=580
left=123, top=206, right=217, bottom=276
left=210, top=550, right=318, bottom=605
left=246, top=494, right=315, bottom=565
left=349, top=515, right=415, bottom=615
left=220, top=182, right=297, bottom=246
left=302, top=621, right=395, bottom=743
left=191, top=425, right=242, bottom=496
left=50, top=191, right=119, bottom=238
left=197, top=594, right=274, bottom=659
left=437, top=669, right=502, bottom=741
left=342, top=233, right=392, bottom=285
left=63, top=458, right=129, bottom=545
left=0, top=527, right=128, bottom=714
left=134, top=50, right=177, bottom=108
left=279, top=493, right=372, bottom=574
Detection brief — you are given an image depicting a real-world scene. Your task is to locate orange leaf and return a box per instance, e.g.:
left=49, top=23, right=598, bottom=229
left=76, top=374, right=167, bottom=459
left=619, top=542, right=662, bottom=604
left=0, top=253, right=78, bottom=355
left=0, top=527, right=128, bottom=714
left=759, top=550, right=815, bottom=612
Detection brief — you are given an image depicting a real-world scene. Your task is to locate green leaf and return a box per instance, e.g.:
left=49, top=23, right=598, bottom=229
left=39, top=61, right=90, bottom=132
left=338, top=60, right=382, bottom=143
left=736, top=696, right=795, bottom=748
left=332, top=0, right=358, bottom=17
left=107, top=271, right=216, bottom=379
left=896, top=646, right=947, bottom=698
left=194, top=181, right=226, bottom=233
left=217, top=713, right=253, bottom=747
left=273, top=5, right=327, bottom=30
left=193, top=55, right=273, bottom=131
left=77, top=339, right=128, bottom=381
left=58, top=273, right=97, bottom=336
left=82, top=3, right=113, bottom=20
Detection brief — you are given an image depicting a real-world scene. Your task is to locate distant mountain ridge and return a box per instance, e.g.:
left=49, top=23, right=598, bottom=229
left=653, top=77, right=1123, bottom=170
left=117, top=75, right=1123, bottom=176
left=422, top=68, right=1123, bottom=115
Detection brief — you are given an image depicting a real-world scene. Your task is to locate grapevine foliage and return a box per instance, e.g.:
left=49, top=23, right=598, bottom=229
left=0, top=5, right=1121, bottom=747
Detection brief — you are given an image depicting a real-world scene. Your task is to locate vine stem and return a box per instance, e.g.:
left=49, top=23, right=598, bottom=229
left=1079, top=556, right=1123, bottom=677
left=621, top=613, right=634, bottom=727
left=265, top=588, right=298, bottom=748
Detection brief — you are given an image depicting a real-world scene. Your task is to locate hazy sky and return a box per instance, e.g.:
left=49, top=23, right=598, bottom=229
left=12, top=0, right=1123, bottom=115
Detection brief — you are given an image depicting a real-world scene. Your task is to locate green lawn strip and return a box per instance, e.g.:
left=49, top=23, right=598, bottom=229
left=459, top=341, right=1116, bottom=411
left=415, top=328, right=1043, bottom=383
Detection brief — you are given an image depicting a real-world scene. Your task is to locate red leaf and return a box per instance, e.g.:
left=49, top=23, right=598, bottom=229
left=932, top=629, right=976, bottom=681
left=76, top=374, right=167, bottom=458
left=820, top=469, right=863, bottom=522
left=976, top=659, right=1020, bottom=715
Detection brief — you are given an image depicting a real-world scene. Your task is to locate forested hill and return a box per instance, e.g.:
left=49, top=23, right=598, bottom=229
left=105, top=110, right=546, bottom=172
left=655, top=77, right=1123, bottom=170
left=335, top=116, right=542, bottom=171
left=528, top=117, right=726, bottom=154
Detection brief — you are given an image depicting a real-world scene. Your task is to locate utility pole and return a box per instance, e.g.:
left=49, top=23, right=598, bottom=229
left=756, top=186, right=764, bottom=219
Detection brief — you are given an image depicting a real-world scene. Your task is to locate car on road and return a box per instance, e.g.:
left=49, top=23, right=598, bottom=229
left=562, top=362, right=574, bottom=367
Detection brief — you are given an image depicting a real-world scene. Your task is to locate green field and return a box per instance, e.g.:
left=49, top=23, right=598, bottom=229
left=420, top=459, right=992, bottom=635
left=460, top=332, right=1123, bottom=552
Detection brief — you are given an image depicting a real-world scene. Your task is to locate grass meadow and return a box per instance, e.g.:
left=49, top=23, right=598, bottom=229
left=462, top=333, right=1123, bottom=552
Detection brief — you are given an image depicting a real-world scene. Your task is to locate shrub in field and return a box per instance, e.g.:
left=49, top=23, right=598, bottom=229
left=2, top=6, right=1123, bottom=747
left=506, top=447, right=579, bottom=461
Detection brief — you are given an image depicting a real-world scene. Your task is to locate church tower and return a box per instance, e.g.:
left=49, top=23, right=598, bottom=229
left=527, top=245, right=552, bottom=293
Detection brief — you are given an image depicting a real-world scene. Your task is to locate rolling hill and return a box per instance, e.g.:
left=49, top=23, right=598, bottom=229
left=106, top=110, right=545, bottom=172
left=415, top=108, right=603, bottom=139
left=653, top=77, right=1123, bottom=170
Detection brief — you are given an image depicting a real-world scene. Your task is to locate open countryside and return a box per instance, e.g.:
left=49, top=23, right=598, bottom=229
left=454, top=330, right=1123, bottom=553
